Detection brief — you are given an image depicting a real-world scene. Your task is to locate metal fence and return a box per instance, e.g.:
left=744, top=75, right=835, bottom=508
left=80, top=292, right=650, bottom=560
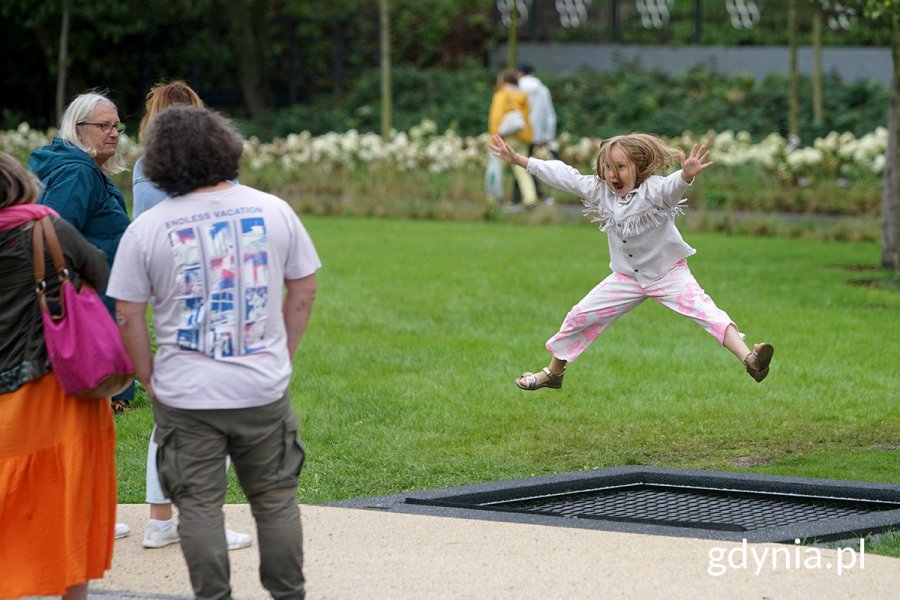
left=497, top=1, right=889, bottom=46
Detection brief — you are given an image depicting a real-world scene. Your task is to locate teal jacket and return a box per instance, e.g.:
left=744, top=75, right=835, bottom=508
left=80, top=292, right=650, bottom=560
left=29, top=138, right=131, bottom=312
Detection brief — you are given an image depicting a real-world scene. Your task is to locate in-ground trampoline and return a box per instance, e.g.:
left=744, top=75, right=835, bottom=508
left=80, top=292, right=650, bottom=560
left=328, top=466, right=900, bottom=543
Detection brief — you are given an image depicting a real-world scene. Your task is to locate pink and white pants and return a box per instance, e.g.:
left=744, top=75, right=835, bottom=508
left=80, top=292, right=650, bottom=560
left=546, top=261, right=738, bottom=362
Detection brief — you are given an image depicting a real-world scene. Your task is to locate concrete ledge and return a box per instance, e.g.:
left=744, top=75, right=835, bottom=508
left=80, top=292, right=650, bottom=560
left=507, top=43, right=892, bottom=86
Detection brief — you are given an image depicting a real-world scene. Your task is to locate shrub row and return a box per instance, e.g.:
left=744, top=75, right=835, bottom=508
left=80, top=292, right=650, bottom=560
left=240, top=64, right=889, bottom=145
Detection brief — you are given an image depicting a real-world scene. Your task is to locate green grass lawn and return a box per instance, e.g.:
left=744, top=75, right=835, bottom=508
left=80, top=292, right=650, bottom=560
left=113, top=216, right=900, bottom=552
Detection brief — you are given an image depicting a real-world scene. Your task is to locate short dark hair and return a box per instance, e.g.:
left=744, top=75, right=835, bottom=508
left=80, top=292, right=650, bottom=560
left=517, top=63, right=534, bottom=74
left=143, top=105, right=243, bottom=197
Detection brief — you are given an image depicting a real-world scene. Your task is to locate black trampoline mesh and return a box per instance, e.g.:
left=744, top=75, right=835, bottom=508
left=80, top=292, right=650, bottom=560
left=411, top=484, right=900, bottom=532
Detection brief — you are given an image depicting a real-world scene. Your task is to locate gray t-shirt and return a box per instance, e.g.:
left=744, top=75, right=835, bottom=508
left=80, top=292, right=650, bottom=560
left=107, top=184, right=321, bottom=409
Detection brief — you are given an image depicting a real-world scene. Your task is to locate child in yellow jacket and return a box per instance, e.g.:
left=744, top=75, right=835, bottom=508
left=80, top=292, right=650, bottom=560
left=487, top=69, right=537, bottom=208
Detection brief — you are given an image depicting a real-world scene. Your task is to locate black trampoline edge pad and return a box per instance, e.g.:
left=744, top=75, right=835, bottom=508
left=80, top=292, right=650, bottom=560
left=325, top=466, right=900, bottom=543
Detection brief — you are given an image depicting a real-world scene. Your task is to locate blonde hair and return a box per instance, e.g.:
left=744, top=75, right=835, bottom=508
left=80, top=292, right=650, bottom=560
left=138, top=81, right=204, bottom=141
left=58, top=91, right=128, bottom=175
left=0, top=152, right=41, bottom=209
left=595, top=133, right=678, bottom=188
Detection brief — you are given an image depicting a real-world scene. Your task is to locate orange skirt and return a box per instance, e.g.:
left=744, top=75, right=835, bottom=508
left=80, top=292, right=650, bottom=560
left=0, top=372, right=117, bottom=597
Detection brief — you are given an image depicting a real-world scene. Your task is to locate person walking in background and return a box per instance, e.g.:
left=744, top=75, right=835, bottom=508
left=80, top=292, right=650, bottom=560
left=132, top=80, right=252, bottom=553
left=109, top=106, right=320, bottom=600
left=490, top=132, right=774, bottom=390
left=28, top=91, right=135, bottom=416
left=516, top=63, right=559, bottom=205
left=0, top=152, right=117, bottom=600
left=487, top=69, right=537, bottom=210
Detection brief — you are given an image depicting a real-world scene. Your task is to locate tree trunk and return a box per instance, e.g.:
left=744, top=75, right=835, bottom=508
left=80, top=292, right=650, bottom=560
left=787, top=0, right=799, bottom=146
left=507, top=5, right=518, bottom=69
left=229, top=0, right=270, bottom=119
left=882, top=22, right=900, bottom=270
left=331, top=23, right=346, bottom=96
left=379, top=0, right=392, bottom=140
left=287, top=16, right=300, bottom=105
left=812, top=6, right=823, bottom=126
left=55, top=1, right=70, bottom=123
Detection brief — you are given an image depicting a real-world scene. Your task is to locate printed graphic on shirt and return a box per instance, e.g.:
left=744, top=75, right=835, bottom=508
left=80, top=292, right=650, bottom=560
left=240, top=217, right=269, bottom=354
left=168, top=214, right=270, bottom=358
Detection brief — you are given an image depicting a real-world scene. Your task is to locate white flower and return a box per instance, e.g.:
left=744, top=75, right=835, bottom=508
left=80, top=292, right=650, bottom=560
left=785, top=147, right=823, bottom=170
left=4, top=124, right=888, bottom=184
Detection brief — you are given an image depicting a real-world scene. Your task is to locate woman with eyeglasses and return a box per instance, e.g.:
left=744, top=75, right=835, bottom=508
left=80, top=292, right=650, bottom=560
left=29, top=91, right=135, bottom=413
left=28, top=91, right=134, bottom=541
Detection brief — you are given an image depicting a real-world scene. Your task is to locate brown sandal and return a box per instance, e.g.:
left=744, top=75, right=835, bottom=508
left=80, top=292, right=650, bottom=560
left=744, top=343, right=774, bottom=383
left=110, top=398, right=131, bottom=414
left=516, top=367, right=565, bottom=391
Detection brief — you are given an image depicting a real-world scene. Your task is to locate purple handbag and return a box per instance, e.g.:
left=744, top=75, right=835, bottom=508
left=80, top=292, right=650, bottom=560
left=32, top=217, right=134, bottom=399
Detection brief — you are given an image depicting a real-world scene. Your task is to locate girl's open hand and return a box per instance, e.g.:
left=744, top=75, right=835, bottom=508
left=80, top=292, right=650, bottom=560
left=679, top=144, right=714, bottom=182
left=490, top=134, right=520, bottom=166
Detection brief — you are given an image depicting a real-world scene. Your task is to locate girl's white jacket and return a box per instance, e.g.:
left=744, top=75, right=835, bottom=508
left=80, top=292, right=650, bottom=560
left=527, top=157, right=697, bottom=286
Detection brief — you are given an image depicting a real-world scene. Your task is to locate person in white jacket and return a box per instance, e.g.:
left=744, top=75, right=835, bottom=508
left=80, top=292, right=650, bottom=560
left=490, top=132, right=774, bottom=390
left=514, top=63, right=559, bottom=205
left=517, top=64, right=557, bottom=148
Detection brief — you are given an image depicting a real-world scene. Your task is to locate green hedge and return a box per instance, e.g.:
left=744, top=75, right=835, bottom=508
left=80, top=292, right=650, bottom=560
left=239, top=64, right=888, bottom=145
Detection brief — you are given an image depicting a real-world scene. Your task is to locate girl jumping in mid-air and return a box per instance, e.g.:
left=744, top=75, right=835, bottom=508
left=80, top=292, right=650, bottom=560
left=490, top=132, right=774, bottom=390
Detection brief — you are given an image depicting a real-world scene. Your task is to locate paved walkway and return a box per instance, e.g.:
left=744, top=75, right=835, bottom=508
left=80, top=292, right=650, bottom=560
left=87, top=503, right=900, bottom=599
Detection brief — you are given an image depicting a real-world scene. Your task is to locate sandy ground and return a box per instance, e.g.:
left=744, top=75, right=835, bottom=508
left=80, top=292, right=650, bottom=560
left=87, top=503, right=900, bottom=599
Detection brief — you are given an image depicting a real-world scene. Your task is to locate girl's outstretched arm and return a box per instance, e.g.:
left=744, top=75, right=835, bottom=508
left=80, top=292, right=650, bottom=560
left=679, top=144, right=714, bottom=183
left=492, top=133, right=597, bottom=199
left=490, top=134, right=526, bottom=167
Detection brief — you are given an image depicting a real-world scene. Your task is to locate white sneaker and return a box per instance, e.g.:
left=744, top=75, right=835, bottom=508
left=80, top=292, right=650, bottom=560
left=114, top=522, right=131, bottom=539
left=142, top=519, right=251, bottom=550
left=226, top=527, right=252, bottom=551
left=143, top=520, right=180, bottom=549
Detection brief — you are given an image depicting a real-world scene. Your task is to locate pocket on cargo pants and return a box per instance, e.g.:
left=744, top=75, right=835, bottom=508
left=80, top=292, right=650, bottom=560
left=276, top=412, right=306, bottom=486
left=232, top=405, right=306, bottom=499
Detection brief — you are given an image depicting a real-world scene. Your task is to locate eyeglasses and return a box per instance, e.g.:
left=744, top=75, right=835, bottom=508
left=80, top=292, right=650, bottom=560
left=77, top=121, right=126, bottom=134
